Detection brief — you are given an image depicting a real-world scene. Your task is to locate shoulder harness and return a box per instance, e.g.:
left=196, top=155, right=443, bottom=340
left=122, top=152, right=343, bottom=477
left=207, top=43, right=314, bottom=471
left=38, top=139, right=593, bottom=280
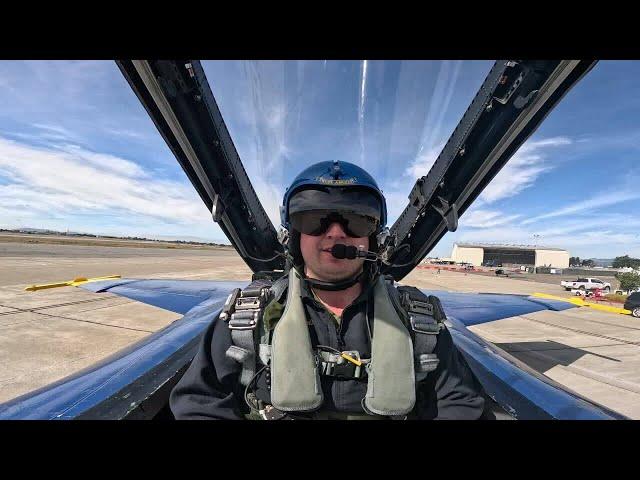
left=221, top=271, right=445, bottom=418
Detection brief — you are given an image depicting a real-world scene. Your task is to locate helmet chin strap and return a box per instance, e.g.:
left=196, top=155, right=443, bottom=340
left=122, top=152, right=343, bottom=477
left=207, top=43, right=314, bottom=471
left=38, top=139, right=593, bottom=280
left=303, top=270, right=364, bottom=291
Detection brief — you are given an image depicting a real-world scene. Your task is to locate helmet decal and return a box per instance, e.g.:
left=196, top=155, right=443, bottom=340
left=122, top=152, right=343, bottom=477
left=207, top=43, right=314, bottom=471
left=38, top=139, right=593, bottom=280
left=315, top=176, right=357, bottom=186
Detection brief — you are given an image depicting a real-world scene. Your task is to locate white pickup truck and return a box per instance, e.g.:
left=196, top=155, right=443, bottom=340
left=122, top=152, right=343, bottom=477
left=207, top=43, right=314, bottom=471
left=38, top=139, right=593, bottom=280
left=561, top=277, right=611, bottom=292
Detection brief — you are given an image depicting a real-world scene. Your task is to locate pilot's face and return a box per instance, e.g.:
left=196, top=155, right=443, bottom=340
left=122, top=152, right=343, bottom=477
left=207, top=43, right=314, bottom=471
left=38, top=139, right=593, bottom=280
left=300, top=221, right=369, bottom=282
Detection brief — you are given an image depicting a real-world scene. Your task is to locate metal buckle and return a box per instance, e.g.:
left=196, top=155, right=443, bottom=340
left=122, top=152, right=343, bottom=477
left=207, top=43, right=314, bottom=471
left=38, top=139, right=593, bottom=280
left=236, top=296, right=261, bottom=310
left=401, top=291, right=433, bottom=316
left=228, top=310, right=259, bottom=330
left=220, top=288, right=241, bottom=322
left=409, top=313, right=440, bottom=334
left=226, top=286, right=266, bottom=328
left=417, top=353, right=440, bottom=373
left=409, top=299, right=433, bottom=316
left=320, top=352, right=368, bottom=379
left=236, top=287, right=267, bottom=311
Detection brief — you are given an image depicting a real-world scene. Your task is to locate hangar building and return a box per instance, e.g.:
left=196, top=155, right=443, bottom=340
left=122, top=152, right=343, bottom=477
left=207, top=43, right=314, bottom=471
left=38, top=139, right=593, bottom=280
left=451, top=243, right=569, bottom=268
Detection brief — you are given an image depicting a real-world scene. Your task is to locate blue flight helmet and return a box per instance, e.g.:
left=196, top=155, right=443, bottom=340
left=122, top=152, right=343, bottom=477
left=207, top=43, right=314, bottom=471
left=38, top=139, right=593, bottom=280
left=279, top=160, right=388, bottom=290
left=281, top=160, right=387, bottom=234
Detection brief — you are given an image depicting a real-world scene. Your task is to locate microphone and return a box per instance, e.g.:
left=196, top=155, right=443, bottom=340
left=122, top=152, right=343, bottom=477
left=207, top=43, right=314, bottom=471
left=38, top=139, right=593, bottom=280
left=330, top=244, right=378, bottom=261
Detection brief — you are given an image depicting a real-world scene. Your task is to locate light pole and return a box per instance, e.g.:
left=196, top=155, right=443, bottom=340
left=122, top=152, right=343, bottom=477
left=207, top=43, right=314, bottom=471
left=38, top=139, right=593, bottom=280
left=533, top=234, right=541, bottom=247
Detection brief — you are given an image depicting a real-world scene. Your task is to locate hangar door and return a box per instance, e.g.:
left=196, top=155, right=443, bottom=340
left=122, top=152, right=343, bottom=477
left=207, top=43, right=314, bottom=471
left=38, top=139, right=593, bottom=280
left=484, top=248, right=535, bottom=266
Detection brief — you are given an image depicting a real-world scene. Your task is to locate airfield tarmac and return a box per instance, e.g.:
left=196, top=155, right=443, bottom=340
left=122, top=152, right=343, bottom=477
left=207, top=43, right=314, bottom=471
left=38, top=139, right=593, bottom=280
left=1, top=237, right=639, bottom=418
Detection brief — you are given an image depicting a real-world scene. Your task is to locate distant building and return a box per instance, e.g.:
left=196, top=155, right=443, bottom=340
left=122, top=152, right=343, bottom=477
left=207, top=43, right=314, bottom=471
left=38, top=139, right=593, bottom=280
left=451, top=243, right=569, bottom=268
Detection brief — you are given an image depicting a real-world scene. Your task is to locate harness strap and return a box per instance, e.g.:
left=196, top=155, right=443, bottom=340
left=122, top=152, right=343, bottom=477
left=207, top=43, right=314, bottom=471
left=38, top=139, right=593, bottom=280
left=398, top=286, right=444, bottom=381
left=224, top=279, right=272, bottom=386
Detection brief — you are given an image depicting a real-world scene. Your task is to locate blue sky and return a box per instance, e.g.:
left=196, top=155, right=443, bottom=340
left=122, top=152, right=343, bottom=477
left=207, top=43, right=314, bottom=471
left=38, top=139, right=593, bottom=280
left=0, top=60, right=638, bottom=258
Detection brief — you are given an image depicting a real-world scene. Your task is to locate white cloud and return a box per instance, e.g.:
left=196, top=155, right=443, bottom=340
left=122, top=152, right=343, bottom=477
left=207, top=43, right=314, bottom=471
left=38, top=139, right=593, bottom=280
left=531, top=215, right=640, bottom=237
left=0, top=136, right=212, bottom=227
left=522, top=189, right=640, bottom=225
left=420, top=61, right=462, bottom=155
left=402, top=62, right=463, bottom=181
left=404, top=142, right=446, bottom=178
left=58, top=144, right=148, bottom=178
left=358, top=60, right=368, bottom=165
left=250, top=176, right=283, bottom=228
left=460, top=209, right=522, bottom=229
left=402, top=136, right=572, bottom=225
left=103, top=128, right=148, bottom=140
left=449, top=219, right=640, bottom=258
left=32, top=123, right=75, bottom=138
left=480, top=136, right=572, bottom=203
left=383, top=190, right=410, bottom=226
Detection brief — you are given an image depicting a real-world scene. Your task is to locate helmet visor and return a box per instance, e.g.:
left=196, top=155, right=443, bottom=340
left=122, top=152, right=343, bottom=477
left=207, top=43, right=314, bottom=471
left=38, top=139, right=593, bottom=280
left=290, top=210, right=379, bottom=237
left=288, top=187, right=382, bottom=221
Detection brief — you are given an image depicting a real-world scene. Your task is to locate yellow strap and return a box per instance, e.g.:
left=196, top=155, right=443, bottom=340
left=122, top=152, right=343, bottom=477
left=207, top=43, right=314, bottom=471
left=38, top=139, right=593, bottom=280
left=25, top=275, right=121, bottom=291
left=341, top=352, right=363, bottom=366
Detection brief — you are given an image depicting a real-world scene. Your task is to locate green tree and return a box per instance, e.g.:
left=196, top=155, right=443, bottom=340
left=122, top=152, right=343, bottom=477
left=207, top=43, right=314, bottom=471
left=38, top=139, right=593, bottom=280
left=616, top=272, right=640, bottom=292
left=581, top=259, right=595, bottom=267
left=569, top=256, right=581, bottom=266
left=613, top=255, right=640, bottom=269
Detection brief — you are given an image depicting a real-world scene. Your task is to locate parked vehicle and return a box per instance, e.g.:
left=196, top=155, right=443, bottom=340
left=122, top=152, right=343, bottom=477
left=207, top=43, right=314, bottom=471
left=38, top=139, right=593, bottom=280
left=624, top=292, right=640, bottom=318
left=483, top=260, right=503, bottom=267
left=561, top=277, right=611, bottom=292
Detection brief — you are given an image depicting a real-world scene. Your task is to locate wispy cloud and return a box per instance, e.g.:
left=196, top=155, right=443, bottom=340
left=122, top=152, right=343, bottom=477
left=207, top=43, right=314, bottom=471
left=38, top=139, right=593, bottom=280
left=382, top=189, right=411, bottom=226
left=102, top=128, right=148, bottom=140
left=250, top=176, right=283, bottom=228
left=419, top=61, right=462, bottom=158
left=450, top=213, right=640, bottom=258
left=460, top=209, right=522, bottom=229
left=0, top=136, right=211, bottom=226
left=402, top=61, right=463, bottom=181
left=2, top=124, right=80, bottom=146
left=403, top=136, right=572, bottom=223
left=32, top=123, right=75, bottom=138
left=236, top=61, right=290, bottom=183
left=455, top=224, right=640, bottom=254
left=523, top=188, right=640, bottom=225
left=404, top=141, right=446, bottom=178
left=480, top=137, right=572, bottom=203
left=359, top=60, right=368, bottom=166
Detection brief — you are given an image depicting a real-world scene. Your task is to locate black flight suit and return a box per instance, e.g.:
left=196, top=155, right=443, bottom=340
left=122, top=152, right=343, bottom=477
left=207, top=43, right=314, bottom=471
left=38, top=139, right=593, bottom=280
left=170, top=279, right=486, bottom=419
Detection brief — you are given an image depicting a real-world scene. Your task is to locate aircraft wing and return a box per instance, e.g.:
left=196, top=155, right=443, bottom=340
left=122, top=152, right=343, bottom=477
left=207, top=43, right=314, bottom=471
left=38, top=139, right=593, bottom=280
left=424, top=290, right=574, bottom=326
left=79, top=277, right=575, bottom=322
left=0, top=283, right=235, bottom=420
left=78, top=278, right=248, bottom=315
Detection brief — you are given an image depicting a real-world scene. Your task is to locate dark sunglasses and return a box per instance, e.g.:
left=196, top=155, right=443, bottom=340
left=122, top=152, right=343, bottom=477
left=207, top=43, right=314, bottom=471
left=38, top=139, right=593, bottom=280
left=290, top=211, right=379, bottom=238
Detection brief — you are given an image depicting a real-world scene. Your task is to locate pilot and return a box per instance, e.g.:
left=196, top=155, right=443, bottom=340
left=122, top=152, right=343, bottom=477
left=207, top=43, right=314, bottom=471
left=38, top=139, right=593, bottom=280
left=170, top=160, right=486, bottom=419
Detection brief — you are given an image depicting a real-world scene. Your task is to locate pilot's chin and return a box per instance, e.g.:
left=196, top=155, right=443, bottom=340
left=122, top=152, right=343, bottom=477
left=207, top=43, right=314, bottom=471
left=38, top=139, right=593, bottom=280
left=322, top=268, right=362, bottom=283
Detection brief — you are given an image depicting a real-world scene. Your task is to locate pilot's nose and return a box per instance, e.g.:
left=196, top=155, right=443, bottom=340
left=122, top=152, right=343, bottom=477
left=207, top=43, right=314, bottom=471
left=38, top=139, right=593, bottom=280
left=325, top=222, right=347, bottom=239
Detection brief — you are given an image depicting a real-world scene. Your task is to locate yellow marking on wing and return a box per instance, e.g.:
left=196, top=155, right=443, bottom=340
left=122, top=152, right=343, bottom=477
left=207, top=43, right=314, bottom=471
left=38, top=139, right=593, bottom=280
left=532, top=293, right=632, bottom=315
left=25, top=275, right=121, bottom=291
